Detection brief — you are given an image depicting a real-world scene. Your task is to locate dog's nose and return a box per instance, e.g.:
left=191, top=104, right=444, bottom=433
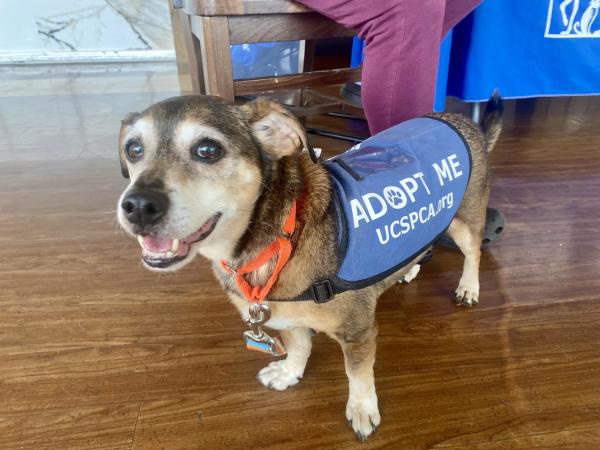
left=121, top=190, right=169, bottom=227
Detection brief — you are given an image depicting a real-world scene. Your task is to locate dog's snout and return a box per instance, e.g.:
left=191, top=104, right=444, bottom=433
left=121, top=190, right=169, bottom=227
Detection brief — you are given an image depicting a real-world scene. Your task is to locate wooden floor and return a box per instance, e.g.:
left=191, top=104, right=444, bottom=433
left=2, top=63, right=600, bottom=450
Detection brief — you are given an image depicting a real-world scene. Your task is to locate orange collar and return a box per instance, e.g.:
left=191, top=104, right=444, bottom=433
left=220, top=200, right=297, bottom=304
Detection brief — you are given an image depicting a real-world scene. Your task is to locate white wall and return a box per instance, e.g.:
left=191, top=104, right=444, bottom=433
left=0, top=0, right=173, bottom=54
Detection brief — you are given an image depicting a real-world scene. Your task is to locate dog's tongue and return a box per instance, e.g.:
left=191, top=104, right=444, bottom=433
left=143, top=235, right=173, bottom=253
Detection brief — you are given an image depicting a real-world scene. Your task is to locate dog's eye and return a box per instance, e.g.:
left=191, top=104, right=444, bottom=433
left=125, top=141, right=144, bottom=161
left=192, top=139, right=223, bottom=162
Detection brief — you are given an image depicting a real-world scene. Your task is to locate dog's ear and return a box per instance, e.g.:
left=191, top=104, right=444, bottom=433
left=118, top=112, right=140, bottom=179
left=242, top=99, right=310, bottom=161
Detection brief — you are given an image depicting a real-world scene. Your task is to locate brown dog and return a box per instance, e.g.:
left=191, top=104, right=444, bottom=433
left=116, top=94, right=502, bottom=440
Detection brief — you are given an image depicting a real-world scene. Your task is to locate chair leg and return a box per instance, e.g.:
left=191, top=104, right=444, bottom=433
left=298, top=39, right=317, bottom=108
left=192, top=16, right=235, bottom=102
left=302, top=39, right=317, bottom=73
left=168, top=5, right=205, bottom=95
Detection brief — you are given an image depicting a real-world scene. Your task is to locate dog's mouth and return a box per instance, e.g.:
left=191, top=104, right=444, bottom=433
left=136, top=213, right=222, bottom=269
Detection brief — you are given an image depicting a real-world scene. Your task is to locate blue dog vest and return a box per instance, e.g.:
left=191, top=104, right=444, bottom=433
left=321, top=117, right=471, bottom=293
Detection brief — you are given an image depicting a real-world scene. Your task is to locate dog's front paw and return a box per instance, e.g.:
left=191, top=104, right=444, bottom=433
left=455, top=284, right=479, bottom=307
left=346, top=397, right=381, bottom=442
left=257, top=360, right=303, bottom=391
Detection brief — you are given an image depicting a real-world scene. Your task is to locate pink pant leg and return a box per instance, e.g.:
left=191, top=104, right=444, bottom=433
left=296, top=0, right=480, bottom=134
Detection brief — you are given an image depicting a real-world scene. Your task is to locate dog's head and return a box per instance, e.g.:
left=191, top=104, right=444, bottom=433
left=116, top=95, right=309, bottom=271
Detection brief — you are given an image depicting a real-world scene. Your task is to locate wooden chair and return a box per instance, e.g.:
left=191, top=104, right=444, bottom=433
left=169, top=0, right=362, bottom=117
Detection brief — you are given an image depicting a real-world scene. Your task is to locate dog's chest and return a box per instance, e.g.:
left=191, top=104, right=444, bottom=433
left=228, top=292, right=321, bottom=332
left=264, top=315, right=297, bottom=330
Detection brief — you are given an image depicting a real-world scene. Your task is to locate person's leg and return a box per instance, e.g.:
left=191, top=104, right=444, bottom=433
left=296, top=0, right=480, bottom=134
left=443, top=0, right=481, bottom=36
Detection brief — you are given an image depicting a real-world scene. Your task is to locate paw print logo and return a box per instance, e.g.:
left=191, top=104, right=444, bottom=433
left=383, top=186, right=407, bottom=209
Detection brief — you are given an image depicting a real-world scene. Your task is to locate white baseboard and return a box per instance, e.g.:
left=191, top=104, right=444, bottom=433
left=0, top=50, right=176, bottom=65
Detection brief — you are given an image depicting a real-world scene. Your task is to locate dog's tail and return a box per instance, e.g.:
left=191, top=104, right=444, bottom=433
left=481, top=90, right=503, bottom=152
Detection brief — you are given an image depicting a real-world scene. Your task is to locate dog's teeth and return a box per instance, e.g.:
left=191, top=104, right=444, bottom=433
left=166, top=251, right=174, bottom=258
left=137, top=235, right=144, bottom=247
left=171, top=239, right=180, bottom=253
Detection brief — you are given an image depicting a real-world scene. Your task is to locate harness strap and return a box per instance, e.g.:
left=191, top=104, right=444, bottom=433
left=221, top=201, right=297, bottom=304
left=287, top=279, right=345, bottom=303
left=283, top=248, right=435, bottom=303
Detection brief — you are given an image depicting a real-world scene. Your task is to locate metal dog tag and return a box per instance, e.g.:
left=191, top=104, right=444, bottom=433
left=244, top=304, right=286, bottom=357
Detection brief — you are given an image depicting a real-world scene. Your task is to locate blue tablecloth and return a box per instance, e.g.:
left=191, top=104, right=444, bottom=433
left=448, top=0, right=600, bottom=101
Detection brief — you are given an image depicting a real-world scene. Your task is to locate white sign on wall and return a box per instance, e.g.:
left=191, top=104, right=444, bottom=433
left=545, top=0, right=600, bottom=37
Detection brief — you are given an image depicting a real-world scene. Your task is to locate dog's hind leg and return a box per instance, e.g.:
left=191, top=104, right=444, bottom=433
left=447, top=217, right=483, bottom=307
left=398, top=263, right=421, bottom=284
left=257, top=327, right=312, bottom=390
left=335, top=323, right=380, bottom=441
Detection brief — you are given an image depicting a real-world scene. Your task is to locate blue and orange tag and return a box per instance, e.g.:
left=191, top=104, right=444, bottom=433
left=244, top=331, right=287, bottom=357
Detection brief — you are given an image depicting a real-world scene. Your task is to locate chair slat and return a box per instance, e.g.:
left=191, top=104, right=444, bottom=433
left=183, top=0, right=309, bottom=16
left=234, top=68, right=361, bottom=96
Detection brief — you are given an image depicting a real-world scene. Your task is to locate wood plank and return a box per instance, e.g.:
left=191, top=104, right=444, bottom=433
left=182, top=0, right=310, bottom=16
left=434, top=427, right=600, bottom=449
left=228, top=13, right=356, bottom=44
left=234, top=67, right=361, bottom=95
left=0, top=404, right=140, bottom=450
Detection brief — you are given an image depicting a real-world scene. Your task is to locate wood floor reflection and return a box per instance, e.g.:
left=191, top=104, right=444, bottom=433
left=1, top=64, right=600, bottom=449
